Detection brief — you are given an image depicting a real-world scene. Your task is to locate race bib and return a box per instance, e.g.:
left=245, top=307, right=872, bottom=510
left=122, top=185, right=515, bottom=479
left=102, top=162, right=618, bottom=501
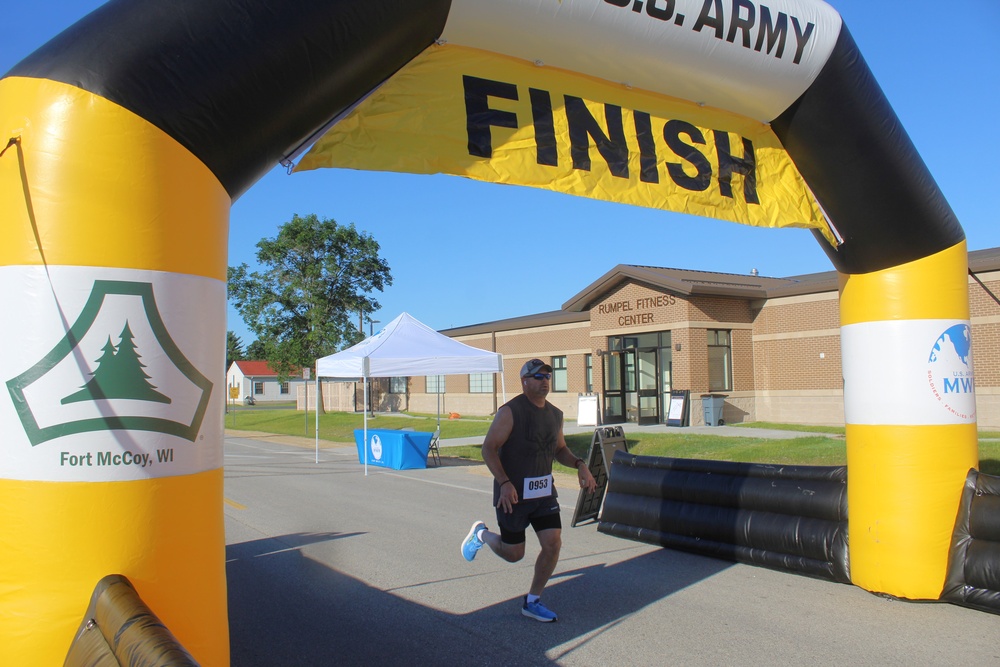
left=523, top=474, right=554, bottom=500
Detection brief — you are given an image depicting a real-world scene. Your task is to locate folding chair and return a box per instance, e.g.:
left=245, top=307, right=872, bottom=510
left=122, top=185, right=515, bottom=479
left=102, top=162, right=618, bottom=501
left=427, top=428, right=441, bottom=467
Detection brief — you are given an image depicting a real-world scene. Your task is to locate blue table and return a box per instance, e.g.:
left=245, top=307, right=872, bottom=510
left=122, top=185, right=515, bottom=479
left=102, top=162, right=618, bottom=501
left=354, top=429, right=434, bottom=470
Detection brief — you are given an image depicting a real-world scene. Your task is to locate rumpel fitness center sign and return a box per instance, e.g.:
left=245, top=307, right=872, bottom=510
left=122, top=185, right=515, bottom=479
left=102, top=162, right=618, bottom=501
left=599, top=295, right=679, bottom=327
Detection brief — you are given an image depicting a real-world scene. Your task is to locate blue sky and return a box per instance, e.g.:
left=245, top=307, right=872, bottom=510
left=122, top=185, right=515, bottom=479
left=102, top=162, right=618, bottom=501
left=4, top=1, right=999, bottom=346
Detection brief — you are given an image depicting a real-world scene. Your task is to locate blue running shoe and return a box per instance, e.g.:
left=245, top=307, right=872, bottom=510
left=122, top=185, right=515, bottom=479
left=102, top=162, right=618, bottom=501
left=461, top=521, right=486, bottom=561
left=522, top=596, right=558, bottom=622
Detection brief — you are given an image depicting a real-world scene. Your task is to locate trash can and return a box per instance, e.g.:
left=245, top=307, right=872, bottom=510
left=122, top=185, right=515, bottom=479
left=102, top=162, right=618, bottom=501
left=701, top=394, right=727, bottom=426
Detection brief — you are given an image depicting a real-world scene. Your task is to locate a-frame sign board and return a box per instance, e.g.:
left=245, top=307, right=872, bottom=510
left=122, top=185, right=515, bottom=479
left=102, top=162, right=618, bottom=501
left=571, top=426, right=629, bottom=527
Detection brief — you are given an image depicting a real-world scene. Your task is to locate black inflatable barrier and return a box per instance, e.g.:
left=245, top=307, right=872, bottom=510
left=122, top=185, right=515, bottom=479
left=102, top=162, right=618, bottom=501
left=64, top=574, right=198, bottom=667
left=598, top=451, right=850, bottom=584
left=942, top=469, right=1000, bottom=615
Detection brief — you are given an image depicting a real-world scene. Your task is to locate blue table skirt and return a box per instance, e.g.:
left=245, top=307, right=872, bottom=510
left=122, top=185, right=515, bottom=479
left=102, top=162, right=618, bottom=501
left=354, top=429, right=434, bottom=470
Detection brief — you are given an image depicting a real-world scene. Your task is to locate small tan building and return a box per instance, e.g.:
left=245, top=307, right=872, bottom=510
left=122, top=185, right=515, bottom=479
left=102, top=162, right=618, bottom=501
left=227, top=360, right=309, bottom=404
left=394, top=247, right=1000, bottom=428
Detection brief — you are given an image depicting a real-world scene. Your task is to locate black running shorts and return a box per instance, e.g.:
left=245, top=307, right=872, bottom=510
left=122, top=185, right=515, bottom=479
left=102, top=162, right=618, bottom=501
left=496, top=496, right=561, bottom=545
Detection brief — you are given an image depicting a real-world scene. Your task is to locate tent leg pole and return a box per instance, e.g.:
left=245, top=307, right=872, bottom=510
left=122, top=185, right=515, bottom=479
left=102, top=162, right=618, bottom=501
left=364, top=376, right=368, bottom=477
left=315, top=376, right=319, bottom=464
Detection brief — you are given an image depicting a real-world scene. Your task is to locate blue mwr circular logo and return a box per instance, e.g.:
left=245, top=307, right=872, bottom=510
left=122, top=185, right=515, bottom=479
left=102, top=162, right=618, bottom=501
left=927, top=324, right=974, bottom=420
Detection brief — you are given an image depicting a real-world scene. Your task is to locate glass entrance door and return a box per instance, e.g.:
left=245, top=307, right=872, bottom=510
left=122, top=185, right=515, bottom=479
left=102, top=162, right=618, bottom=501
left=637, top=348, right=659, bottom=425
left=603, top=331, right=672, bottom=425
left=623, top=349, right=637, bottom=422
left=602, top=349, right=638, bottom=423
left=603, top=351, right=625, bottom=423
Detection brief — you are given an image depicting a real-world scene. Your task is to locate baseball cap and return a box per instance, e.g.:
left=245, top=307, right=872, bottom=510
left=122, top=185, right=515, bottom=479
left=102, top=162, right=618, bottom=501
left=520, top=358, right=553, bottom=377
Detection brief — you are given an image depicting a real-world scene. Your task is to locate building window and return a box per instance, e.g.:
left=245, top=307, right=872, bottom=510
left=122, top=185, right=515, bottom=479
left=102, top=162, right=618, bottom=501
left=585, top=354, right=593, bottom=393
left=551, top=356, right=567, bottom=392
left=280, top=381, right=290, bottom=395
left=469, top=372, right=492, bottom=393
left=426, top=375, right=445, bottom=394
left=390, top=377, right=408, bottom=394
left=253, top=381, right=264, bottom=395
left=707, top=330, right=733, bottom=392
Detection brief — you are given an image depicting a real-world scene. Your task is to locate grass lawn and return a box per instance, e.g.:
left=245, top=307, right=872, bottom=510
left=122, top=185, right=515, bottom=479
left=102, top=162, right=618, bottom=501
left=225, top=410, right=1000, bottom=475
left=447, top=434, right=1000, bottom=475
left=224, top=408, right=492, bottom=442
left=447, top=433, right=850, bottom=473
left=730, top=421, right=846, bottom=435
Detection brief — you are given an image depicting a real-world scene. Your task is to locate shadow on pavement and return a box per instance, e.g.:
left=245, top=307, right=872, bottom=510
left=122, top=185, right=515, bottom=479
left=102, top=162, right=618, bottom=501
left=226, top=534, right=731, bottom=667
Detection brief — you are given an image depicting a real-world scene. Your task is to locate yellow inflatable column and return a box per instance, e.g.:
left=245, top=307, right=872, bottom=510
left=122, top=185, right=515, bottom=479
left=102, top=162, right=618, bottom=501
left=840, top=241, right=979, bottom=599
left=0, top=77, right=230, bottom=665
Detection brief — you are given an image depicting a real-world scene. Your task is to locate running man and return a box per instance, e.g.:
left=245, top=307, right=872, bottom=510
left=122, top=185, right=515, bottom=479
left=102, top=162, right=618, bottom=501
left=461, top=358, right=597, bottom=622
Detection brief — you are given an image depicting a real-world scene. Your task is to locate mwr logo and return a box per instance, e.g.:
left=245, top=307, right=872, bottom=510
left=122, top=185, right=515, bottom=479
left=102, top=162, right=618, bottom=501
left=927, top=324, right=975, bottom=420
left=370, top=434, right=383, bottom=461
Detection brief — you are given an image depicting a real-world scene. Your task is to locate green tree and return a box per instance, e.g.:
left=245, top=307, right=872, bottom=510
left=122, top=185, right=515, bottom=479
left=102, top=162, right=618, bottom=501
left=226, top=330, right=245, bottom=371
left=245, top=339, right=266, bottom=360
left=63, top=322, right=170, bottom=405
left=227, top=213, right=391, bottom=380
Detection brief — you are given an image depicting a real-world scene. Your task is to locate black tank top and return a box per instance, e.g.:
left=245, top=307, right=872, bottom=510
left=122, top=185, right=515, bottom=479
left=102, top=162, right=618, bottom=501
left=493, top=393, right=563, bottom=504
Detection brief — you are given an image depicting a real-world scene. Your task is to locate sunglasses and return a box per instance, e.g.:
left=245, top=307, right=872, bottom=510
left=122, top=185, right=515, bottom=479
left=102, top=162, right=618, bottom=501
left=528, top=373, right=551, bottom=380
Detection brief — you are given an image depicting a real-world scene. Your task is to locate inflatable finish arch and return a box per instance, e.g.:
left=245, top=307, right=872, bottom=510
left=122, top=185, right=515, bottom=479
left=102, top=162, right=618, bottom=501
left=0, top=0, right=975, bottom=663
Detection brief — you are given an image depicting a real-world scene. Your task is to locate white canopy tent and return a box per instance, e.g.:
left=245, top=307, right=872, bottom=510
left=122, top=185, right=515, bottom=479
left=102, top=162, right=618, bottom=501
left=314, top=312, right=505, bottom=473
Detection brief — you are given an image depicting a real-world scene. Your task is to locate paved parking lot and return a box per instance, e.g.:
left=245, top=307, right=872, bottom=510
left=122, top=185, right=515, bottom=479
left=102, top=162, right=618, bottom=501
left=223, top=432, right=998, bottom=666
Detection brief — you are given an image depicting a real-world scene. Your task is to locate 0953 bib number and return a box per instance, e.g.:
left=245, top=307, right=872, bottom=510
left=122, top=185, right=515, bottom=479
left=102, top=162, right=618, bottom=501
left=523, top=474, right=553, bottom=500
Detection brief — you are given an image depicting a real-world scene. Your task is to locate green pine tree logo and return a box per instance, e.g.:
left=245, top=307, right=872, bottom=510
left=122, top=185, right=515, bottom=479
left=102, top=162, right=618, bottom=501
left=61, top=321, right=171, bottom=405
left=8, top=280, right=213, bottom=445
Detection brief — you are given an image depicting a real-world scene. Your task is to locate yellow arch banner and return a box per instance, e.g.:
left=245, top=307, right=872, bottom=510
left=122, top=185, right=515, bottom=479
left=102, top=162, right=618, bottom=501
left=298, top=44, right=835, bottom=245
left=0, top=76, right=229, bottom=666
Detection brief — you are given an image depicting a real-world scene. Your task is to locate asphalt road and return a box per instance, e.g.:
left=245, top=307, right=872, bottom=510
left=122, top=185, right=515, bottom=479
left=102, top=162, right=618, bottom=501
left=223, top=433, right=999, bottom=666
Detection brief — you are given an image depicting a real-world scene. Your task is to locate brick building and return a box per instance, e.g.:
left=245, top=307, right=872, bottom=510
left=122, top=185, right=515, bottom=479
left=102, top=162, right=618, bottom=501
left=387, top=247, right=1000, bottom=428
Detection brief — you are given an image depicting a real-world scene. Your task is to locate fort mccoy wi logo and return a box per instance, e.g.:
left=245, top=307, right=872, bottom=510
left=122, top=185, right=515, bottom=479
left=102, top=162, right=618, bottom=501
left=3, top=275, right=220, bottom=481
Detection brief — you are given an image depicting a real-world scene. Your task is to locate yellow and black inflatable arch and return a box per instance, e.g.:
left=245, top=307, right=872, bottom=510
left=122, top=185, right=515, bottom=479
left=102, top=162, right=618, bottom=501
left=0, top=0, right=976, bottom=663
